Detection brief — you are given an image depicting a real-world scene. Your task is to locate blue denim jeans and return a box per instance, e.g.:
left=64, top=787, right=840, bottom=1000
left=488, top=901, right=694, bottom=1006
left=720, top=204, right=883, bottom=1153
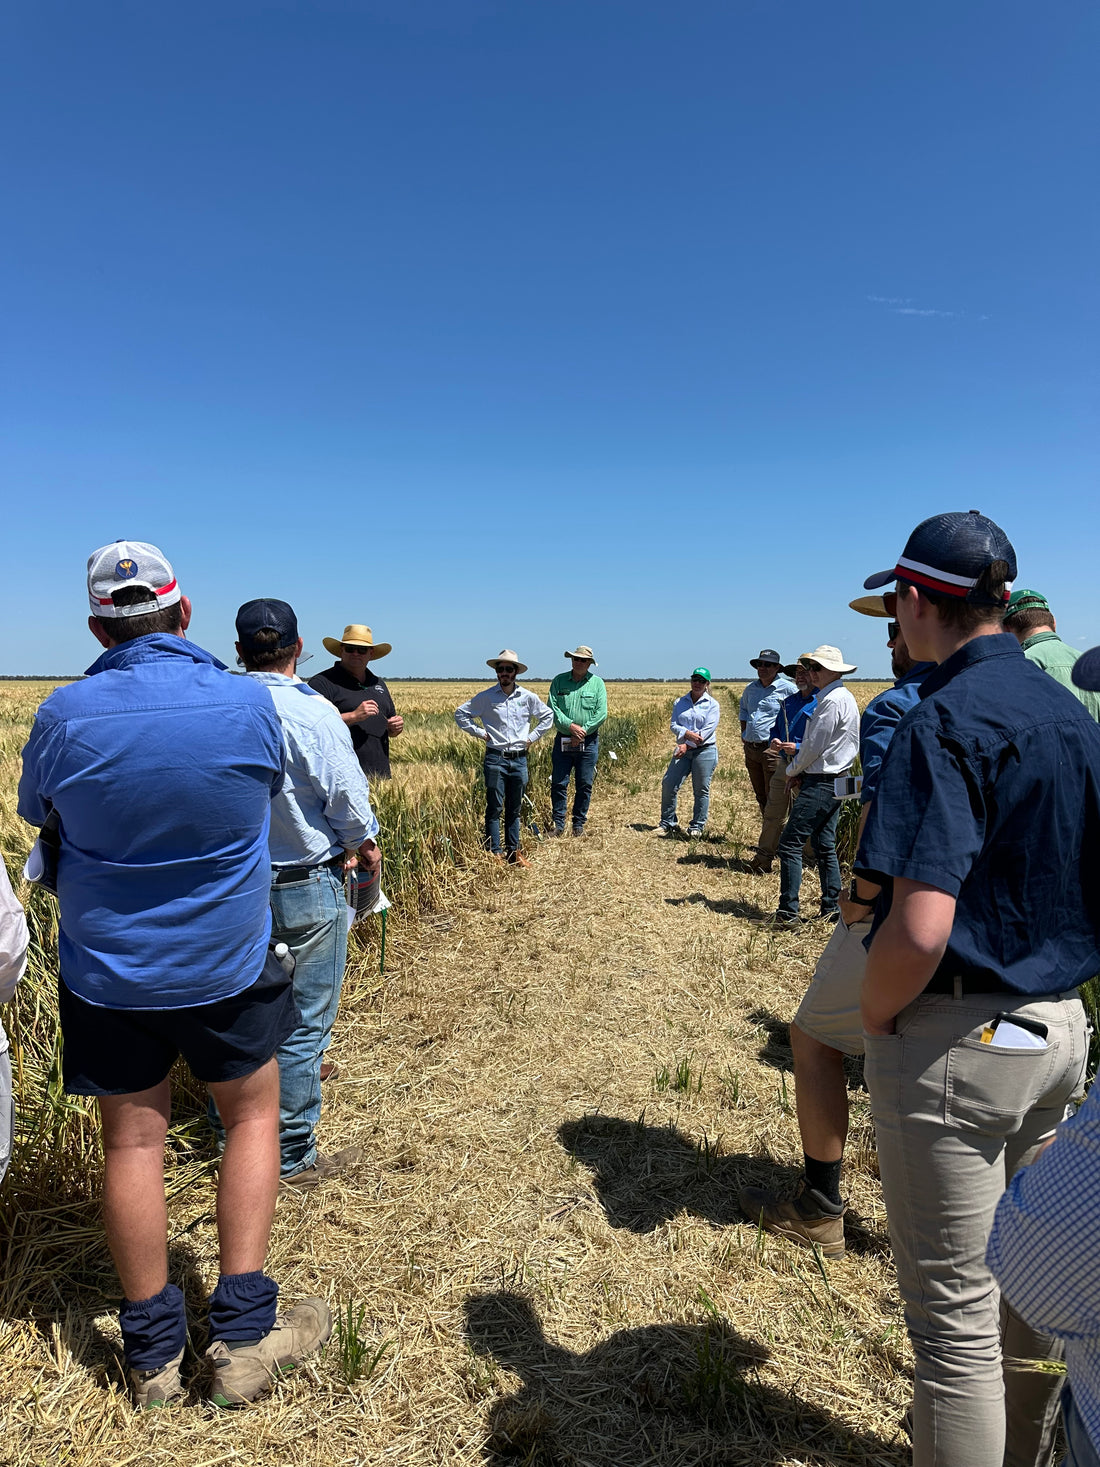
left=551, top=734, right=598, bottom=832
left=484, top=749, right=528, bottom=857
left=1064, top=1384, right=1100, bottom=1467
left=208, top=863, right=349, bottom=1178
left=777, top=773, right=842, bottom=916
left=660, top=743, right=718, bottom=831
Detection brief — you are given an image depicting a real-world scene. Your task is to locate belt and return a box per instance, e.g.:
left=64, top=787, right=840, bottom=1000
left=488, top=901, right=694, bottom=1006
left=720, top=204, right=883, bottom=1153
left=272, top=854, right=344, bottom=886
left=923, top=972, right=1070, bottom=1000
left=488, top=744, right=528, bottom=757
left=744, top=739, right=769, bottom=749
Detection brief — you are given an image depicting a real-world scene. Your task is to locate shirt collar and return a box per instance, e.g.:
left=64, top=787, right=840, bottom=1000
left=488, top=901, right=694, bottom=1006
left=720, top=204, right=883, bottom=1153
left=247, top=670, right=298, bottom=686
left=1021, top=631, right=1061, bottom=650
left=919, top=632, right=1022, bottom=700
left=895, top=661, right=935, bottom=689
left=85, top=633, right=227, bottom=677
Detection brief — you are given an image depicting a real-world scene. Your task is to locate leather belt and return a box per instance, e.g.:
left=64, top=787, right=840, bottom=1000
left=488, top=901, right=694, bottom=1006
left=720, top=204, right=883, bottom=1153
left=744, top=739, right=769, bottom=749
left=923, top=972, right=1069, bottom=1000
left=272, top=854, right=344, bottom=886
left=489, top=745, right=528, bottom=756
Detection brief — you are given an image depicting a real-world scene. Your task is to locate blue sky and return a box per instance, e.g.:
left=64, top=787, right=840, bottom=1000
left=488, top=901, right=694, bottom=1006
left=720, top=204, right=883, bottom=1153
left=2, top=0, right=1096, bottom=678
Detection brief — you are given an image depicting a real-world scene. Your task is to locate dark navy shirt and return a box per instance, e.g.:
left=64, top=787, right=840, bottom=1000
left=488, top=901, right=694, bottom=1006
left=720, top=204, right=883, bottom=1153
left=857, top=661, right=934, bottom=805
left=856, top=633, right=1100, bottom=995
left=18, top=635, right=285, bottom=1010
left=767, top=689, right=817, bottom=749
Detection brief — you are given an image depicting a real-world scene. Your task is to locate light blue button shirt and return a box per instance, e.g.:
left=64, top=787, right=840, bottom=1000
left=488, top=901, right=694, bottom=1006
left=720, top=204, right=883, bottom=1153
left=670, top=691, right=721, bottom=744
left=249, top=672, right=378, bottom=867
left=455, top=684, right=554, bottom=749
left=739, top=674, right=798, bottom=741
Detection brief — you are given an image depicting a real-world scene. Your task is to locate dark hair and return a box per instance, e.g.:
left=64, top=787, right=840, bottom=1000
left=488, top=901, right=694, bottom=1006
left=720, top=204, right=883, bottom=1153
left=95, top=585, right=183, bottom=643
left=1003, top=606, right=1055, bottom=635
left=238, top=627, right=297, bottom=671
left=897, top=560, right=1011, bottom=634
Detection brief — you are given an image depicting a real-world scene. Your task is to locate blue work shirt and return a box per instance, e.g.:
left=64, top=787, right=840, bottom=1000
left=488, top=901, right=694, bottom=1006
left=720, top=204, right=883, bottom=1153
left=857, top=661, right=934, bottom=805
left=18, top=635, right=285, bottom=1010
left=856, top=633, right=1100, bottom=996
left=248, top=672, right=378, bottom=867
left=740, top=674, right=798, bottom=741
left=767, top=689, right=817, bottom=749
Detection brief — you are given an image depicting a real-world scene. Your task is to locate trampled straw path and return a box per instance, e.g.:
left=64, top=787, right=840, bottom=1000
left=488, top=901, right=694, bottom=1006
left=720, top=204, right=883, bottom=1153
left=1, top=707, right=911, bottom=1466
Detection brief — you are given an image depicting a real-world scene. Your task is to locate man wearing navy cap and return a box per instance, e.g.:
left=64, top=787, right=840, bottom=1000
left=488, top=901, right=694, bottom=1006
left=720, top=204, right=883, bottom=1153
left=855, top=512, right=1099, bottom=1467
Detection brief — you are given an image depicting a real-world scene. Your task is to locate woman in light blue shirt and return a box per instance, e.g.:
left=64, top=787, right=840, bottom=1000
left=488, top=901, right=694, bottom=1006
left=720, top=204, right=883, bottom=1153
left=658, top=668, right=721, bottom=837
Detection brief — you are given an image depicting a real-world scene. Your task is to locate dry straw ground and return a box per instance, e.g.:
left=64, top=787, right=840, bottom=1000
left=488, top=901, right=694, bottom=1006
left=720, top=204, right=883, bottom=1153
left=1, top=678, right=911, bottom=1467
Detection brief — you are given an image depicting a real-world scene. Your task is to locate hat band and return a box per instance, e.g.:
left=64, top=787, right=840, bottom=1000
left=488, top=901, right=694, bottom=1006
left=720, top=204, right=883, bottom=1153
left=95, top=577, right=178, bottom=607
left=896, top=557, right=1012, bottom=602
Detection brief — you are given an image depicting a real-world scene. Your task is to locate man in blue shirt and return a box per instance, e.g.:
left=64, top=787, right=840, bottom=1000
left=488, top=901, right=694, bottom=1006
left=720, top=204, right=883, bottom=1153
left=225, top=598, right=380, bottom=1190
left=739, top=605, right=932, bottom=1254
left=739, top=650, right=797, bottom=825
left=18, top=542, right=331, bottom=1410
left=855, top=512, right=1097, bottom=1467
left=746, top=660, right=817, bottom=873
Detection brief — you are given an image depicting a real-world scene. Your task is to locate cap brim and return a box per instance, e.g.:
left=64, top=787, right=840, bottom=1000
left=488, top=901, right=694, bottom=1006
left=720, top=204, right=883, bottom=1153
left=1072, top=646, right=1100, bottom=693
left=863, top=569, right=897, bottom=590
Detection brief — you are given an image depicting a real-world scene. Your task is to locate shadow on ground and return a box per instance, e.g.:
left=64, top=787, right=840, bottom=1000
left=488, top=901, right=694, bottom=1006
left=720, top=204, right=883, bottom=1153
left=664, top=892, right=770, bottom=920
left=746, top=1007, right=867, bottom=1089
left=463, top=1290, right=908, bottom=1466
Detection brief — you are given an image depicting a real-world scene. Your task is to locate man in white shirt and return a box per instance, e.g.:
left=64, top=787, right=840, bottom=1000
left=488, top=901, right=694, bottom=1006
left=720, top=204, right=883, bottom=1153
left=0, top=862, right=30, bottom=1184
left=769, top=645, right=859, bottom=926
left=455, top=651, right=553, bottom=868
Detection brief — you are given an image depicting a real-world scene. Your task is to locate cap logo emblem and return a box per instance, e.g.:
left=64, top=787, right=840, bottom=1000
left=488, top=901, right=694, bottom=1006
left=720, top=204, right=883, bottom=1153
left=115, top=559, right=138, bottom=579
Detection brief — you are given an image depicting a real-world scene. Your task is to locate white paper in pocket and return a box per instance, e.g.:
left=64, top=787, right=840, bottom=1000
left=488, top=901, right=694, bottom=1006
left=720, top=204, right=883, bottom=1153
left=991, top=1021, right=1048, bottom=1050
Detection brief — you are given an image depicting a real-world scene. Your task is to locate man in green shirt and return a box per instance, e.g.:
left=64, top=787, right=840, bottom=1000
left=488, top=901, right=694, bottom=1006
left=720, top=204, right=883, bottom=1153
left=548, top=646, right=608, bottom=836
left=1003, top=589, right=1100, bottom=721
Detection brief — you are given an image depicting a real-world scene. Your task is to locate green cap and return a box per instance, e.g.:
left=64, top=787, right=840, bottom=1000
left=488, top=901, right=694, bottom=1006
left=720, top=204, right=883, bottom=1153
left=1006, top=588, right=1050, bottom=615
left=691, top=666, right=711, bottom=682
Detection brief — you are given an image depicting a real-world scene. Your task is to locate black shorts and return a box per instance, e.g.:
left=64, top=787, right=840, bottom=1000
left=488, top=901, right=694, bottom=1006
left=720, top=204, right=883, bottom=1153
left=58, top=950, right=302, bottom=1096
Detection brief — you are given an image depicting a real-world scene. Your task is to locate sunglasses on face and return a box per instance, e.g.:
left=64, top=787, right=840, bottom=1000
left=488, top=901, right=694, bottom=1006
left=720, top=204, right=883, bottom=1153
left=888, top=622, right=900, bottom=641
left=758, top=661, right=779, bottom=669
left=343, top=645, right=369, bottom=655
left=690, top=675, right=707, bottom=682
left=803, top=663, right=824, bottom=673
left=497, top=665, right=517, bottom=675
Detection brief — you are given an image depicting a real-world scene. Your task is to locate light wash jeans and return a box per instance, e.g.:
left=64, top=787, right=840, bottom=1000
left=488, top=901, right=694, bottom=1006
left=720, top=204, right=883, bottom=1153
left=864, top=989, right=1087, bottom=1467
left=209, top=864, right=349, bottom=1178
left=660, top=743, right=718, bottom=832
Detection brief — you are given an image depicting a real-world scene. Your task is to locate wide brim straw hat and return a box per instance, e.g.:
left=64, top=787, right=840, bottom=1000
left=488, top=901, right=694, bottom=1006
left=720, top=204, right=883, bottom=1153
left=849, top=594, right=892, bottom=619
left=782, top=652, right=815, bottom=676
left=487, top=648, right=528, bottom=675
left=564, top=645, right=597, bottom=665
left=799, top=644, right=858, bottom=675
left=322, top=624, right=392, bottom=659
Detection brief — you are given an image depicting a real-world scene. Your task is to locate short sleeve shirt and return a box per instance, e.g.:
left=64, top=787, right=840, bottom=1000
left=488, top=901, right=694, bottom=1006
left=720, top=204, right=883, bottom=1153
left=307, top=663, right=396, bottom=779
left=856, top=633, right=1100, bottom=995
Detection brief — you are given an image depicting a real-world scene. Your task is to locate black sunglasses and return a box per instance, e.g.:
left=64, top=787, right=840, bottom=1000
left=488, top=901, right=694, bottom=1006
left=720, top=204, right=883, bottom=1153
left=888, top=622, right=900, bottom=641
left=343, top=644, right=370, bottom=655
left=496, top=664, right=517, bottom=674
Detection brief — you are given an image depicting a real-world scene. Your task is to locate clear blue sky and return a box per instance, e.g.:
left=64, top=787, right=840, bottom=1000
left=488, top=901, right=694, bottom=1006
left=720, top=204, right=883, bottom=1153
left=2, top=0, right=1096, bottom=678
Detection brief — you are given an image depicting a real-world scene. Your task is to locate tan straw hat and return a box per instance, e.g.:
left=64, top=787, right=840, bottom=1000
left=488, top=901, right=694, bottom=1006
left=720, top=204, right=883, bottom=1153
left=849, top=594, right=892, bottom=619
left=564, top=645, right=597, bottom=665
left=782, top=652, right=815, bottom=676
left=799, top=644, right=857, bottom=675
left=487, top=648, right=528, bottom=675
left=322, top=624, right=392, bottom=659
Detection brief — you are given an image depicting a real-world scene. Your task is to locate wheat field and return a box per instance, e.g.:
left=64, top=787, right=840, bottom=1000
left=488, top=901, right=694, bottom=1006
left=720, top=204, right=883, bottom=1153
left=0, top=675, right=925, bottom=1467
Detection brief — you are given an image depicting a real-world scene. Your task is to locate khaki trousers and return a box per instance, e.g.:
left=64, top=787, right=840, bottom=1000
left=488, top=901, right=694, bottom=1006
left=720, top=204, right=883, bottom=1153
left=742, top=741, right=769, bottom=812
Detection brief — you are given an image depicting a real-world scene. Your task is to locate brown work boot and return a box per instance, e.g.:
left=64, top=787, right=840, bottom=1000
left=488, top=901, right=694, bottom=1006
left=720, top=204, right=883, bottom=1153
left=281, top=1146, right=361, bottom=1190
left=510, top=853, right=532, bottom=868
left=319, top=1061, right=339, bottom=1082
left=738, top=1177, right=847, bottom=1257
left=130, top=1348, right=185, bottom=1409
left=207, top=1299, right=333, bottom=1406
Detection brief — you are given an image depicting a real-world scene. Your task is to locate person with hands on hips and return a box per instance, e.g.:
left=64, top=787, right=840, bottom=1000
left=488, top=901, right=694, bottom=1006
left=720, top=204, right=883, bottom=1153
left=658, top=668, right=720, bottom=838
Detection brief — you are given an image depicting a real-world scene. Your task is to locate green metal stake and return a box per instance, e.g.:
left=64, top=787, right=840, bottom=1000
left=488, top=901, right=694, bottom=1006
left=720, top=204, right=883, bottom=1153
left=379, top=906, right=387, bottom=976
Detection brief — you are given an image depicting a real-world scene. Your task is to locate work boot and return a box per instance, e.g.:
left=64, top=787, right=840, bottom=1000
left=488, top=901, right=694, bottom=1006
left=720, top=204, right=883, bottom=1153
left=207, top=1299, right=333, bottom=1406
left=130, top=1348, right=185, bottom=1409
left=319, top=1061, right=339, bottom=1083
left=510, top=853, right=532, bottom=868
left=281, top=1147, right=361, bottom=1190
left=657, top=824, right=681, bottom=838
left=737, top=1177, right=847, bottom=1257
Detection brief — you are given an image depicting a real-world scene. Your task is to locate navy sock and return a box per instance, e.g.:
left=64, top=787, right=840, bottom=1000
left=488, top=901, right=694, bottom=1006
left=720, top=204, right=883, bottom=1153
left=119, top=1282, right=187, bottom=1371
left=803, top=1154, right=843, bottom=1207
left=208, top=1270, right=279, bottom=1345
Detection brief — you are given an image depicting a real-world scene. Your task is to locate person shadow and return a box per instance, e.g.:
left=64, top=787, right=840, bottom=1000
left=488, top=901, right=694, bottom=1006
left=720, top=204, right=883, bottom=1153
left=663, top=893, right=771, bottom=920
left=463, top=1290, right=908, bottom=1465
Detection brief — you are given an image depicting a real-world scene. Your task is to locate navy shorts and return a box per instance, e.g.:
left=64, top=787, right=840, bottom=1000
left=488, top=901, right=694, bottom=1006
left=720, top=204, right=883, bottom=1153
left=58, top=950, right=302, bottom=1096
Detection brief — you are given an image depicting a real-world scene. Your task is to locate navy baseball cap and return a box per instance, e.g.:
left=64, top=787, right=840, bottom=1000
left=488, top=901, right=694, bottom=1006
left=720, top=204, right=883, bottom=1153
left=1073, top=647, right=1100, bottom=693
left=235, top=598, right=299, bottom=651
left=864, top=510, right=1017, bottom=607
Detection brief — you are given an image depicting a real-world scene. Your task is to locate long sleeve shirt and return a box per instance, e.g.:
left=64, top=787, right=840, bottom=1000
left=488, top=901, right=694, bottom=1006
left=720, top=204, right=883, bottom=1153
left=547, top=672, right=607, bottom=736
left=1021, top=632, right=1100, bottom=722
left=767, top=689, right=817, bottom=749
left=455, top=684, right=554, bottom=750
left=739, top=675, right=798, bottom=741
left=856, top=661, right=934, bottom=805
left=786, top=678, right=859, bottom=777
left=670, top=691, right=720, bottom=745
left=248, top=672, right=378, bottom=867
left=0, top=862, right=30, bottom=1059
left=988, top=1088, right=1100, bottom=1454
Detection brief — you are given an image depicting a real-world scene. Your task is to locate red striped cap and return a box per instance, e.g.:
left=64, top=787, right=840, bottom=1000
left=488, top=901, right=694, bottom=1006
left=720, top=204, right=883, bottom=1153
left=87, top=540, right=181, bottom=618
left=864, top=511, right=1016, bottom=605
